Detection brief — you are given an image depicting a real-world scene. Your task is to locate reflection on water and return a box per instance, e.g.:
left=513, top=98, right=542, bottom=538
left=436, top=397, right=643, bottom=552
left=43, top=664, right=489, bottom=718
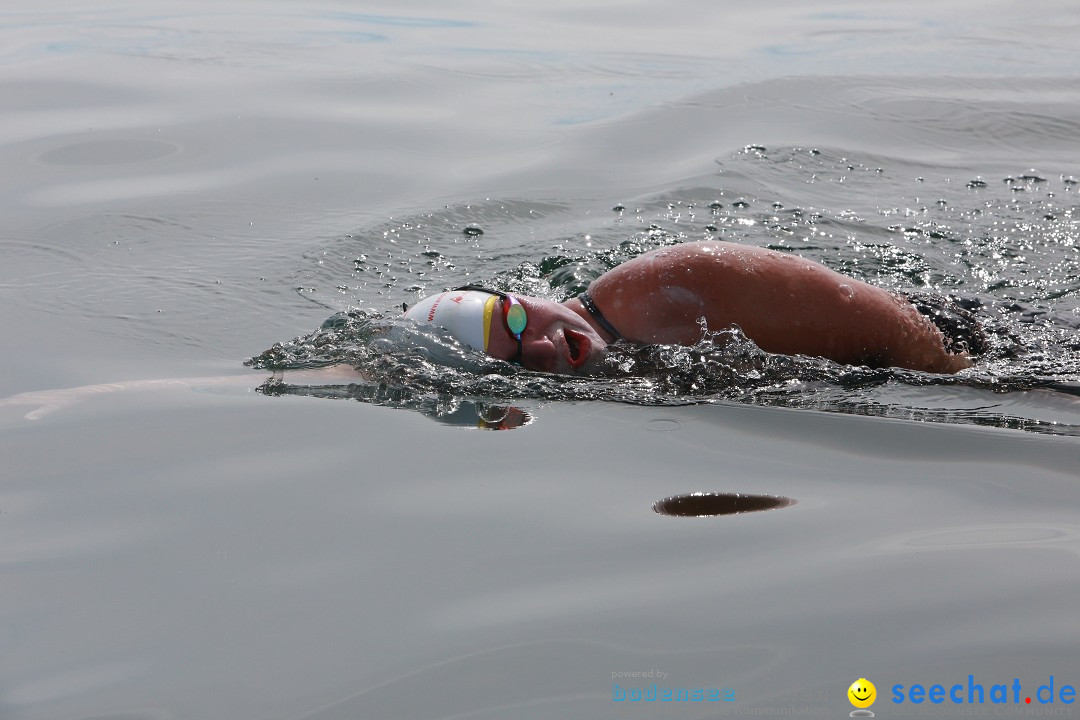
left=252, top=147, right=1080, bottom=436
left=259, top=375, right=533, bottom=430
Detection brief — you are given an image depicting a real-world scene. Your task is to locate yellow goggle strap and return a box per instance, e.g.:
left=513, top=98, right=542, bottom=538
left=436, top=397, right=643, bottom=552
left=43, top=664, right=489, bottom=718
left=481, top=293, right=499, bottom=351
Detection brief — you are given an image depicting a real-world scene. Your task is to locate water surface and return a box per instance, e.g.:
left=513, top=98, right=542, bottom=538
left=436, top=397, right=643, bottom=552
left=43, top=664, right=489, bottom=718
left=1, top=2, right=1079, bottom=719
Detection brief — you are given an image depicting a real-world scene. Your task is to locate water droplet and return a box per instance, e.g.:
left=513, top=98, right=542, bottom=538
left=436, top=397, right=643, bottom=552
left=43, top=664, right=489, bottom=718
left=967, top=178, right=987, bottom=189
left=838, top=283, right=854, bottom=298
left=463, top=226, right=484, bottom=236
left=612, top=204, right=626, bottom=212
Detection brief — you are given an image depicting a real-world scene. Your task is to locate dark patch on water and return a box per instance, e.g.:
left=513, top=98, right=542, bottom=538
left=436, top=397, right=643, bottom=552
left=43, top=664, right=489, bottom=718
left=653, top=492, right=795, bottom=517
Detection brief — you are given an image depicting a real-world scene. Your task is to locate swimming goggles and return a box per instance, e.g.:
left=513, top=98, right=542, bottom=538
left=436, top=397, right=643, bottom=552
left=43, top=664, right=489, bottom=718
left=454, top=285, right=527, bottom=362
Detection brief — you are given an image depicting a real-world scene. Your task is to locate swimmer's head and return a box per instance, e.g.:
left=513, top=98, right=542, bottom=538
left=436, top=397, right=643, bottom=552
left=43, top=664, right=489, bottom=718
left=403, top=289, right=501, bottom=352
left=404, top=287, right=608, bottom=374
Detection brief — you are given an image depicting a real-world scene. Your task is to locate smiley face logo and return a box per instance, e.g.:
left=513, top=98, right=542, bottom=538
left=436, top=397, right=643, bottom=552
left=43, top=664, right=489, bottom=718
left=848, top=678, right=876, bottom=709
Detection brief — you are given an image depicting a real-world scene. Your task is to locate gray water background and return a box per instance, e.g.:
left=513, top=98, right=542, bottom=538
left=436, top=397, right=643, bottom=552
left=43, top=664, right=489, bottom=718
left=2, top=1, right=1079, bottom=718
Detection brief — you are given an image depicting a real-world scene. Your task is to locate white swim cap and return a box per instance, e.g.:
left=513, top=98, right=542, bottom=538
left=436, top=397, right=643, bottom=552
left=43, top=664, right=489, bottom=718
left=403, top=290, right=499, bottom=351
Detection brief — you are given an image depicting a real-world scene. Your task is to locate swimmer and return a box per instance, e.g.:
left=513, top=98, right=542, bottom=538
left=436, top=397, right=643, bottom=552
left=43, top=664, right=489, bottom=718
left=404, top=241, right=982, bottom=375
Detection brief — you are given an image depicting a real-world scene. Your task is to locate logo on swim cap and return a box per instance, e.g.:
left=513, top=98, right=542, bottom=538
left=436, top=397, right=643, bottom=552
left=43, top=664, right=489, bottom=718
left=403, top=290, right=499, bottom=351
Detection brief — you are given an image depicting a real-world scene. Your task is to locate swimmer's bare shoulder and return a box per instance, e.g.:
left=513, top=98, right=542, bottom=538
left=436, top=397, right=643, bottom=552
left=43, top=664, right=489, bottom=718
left=586, top=241, right=972, bottom=373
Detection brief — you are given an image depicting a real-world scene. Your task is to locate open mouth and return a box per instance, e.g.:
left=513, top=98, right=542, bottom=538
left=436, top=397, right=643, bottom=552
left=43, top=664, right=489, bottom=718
left=563, top=329, right=589, bottom=368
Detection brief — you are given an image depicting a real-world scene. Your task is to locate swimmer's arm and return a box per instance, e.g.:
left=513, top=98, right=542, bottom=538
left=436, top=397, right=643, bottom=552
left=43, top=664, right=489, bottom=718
left=587, top=242, right=971, bottom=372
left=0, top=366, right=365, bottom=420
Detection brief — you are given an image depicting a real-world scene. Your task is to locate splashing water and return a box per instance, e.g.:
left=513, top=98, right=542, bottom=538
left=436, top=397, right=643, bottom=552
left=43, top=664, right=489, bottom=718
left=250, top=147, right=1080, bottom=435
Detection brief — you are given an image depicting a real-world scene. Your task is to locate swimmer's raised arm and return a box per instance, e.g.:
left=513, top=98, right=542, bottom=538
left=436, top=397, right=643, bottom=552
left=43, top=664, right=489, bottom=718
left=574, top=242, right=971, bottom=373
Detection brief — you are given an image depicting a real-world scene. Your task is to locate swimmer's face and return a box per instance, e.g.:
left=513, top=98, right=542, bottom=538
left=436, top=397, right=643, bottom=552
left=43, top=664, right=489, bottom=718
left=485, top=295, right=607, bottom=374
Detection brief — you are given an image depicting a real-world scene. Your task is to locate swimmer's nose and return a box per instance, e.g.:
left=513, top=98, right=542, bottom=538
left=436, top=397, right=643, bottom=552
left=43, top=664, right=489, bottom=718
left=519, top=334, right=559, bottom=372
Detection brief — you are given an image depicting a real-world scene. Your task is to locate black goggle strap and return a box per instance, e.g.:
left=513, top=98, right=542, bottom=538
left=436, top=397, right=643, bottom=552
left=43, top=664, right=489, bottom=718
left=403, top=285, right=507, bottom=313
left=452, top=284, right=508, bottom=298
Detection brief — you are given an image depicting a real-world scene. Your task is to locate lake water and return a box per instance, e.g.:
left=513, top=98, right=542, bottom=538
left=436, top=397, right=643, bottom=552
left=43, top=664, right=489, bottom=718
left=2, top=2, right=1079, bottom=718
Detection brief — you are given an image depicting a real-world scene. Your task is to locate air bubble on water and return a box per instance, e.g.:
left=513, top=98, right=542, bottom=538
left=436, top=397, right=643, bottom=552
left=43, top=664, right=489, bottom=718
left=369, top=338, right=395, bottom=353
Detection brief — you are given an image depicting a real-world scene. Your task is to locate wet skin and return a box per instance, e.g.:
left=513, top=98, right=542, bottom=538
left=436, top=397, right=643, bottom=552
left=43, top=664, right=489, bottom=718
left=477, top=241, right=971, bottom=374
left=483, top=294, right=609, bottom=374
